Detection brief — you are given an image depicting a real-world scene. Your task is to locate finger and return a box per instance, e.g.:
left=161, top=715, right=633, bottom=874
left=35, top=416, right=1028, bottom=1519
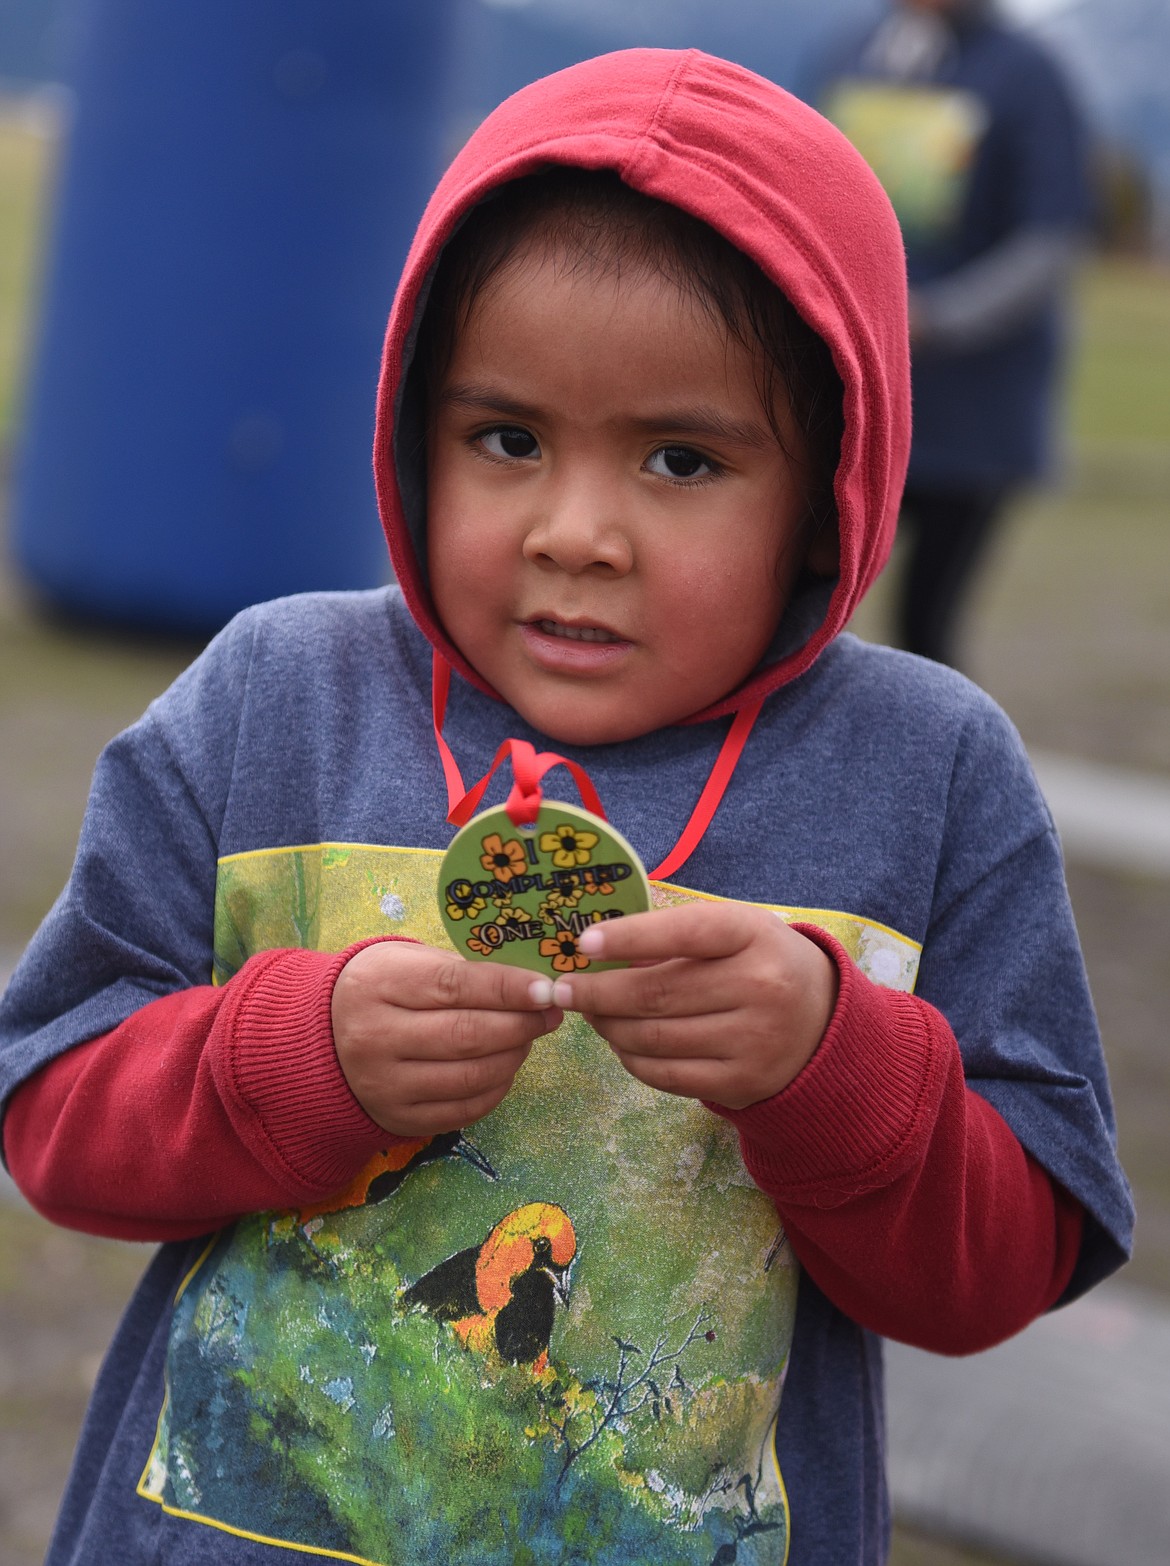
left=583, top=1011, right=736, bottom=1058
left=344, top=1036, right=533, bottom=1134
left=575, top=902, right=767, bottom=968
left=383, top=1082, right=519, bottom=1136
left=608, top=1050, right=731, bottom=1101
left=392, top=1041, right=535, bottom=1108
left=395, top=1004, right=558, bottom=1060
left=400, top=949, right=561, bottom=1013
left=557, top=958, right=742, bottom=1022
left=342, top=942, right=552, bottom=1015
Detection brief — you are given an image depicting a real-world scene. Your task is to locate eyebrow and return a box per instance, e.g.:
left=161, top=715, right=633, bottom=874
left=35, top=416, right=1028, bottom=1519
left=438, top=381, right=774, bottom=448
left=626, top=407, right=773, bottom=449
left=439, top=384, right=542, bottom=422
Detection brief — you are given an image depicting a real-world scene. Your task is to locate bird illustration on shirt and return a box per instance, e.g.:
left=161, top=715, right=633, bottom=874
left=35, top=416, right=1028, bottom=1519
left=402, top=1202, right=577, bottom=1372
left=297, top=1130, right=497, bottom=1226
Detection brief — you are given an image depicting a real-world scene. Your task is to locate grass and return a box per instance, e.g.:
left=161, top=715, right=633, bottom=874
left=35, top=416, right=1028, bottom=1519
left=1070, top=261, right=1170, bottom=447
left=890, top=1531, right=1019, bottom=1566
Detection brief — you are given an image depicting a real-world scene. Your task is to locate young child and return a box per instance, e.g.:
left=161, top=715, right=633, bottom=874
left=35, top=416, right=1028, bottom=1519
left=0, top=48, right=1131, bottom=1566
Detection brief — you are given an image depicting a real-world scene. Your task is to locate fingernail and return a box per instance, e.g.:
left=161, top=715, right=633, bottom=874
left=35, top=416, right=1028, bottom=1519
left=576, top=927, right=604, bottom=954
left=551, top=979, right=573, bottom=1008
left=529, top=978, right=554, bottom=1006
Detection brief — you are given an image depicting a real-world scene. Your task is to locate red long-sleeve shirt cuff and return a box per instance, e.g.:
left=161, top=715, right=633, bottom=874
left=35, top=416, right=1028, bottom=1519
left=707, top=926, right=1083, bottom=1352
left=714, top=924, right=947, bottom=1199
left=210, top=941, right=392, bottom=1193
left=4, top=937, right=414, bottom=1238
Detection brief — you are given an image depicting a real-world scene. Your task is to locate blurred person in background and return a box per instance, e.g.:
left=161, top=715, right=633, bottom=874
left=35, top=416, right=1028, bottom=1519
left=820, top=0, right=1092, bottom=668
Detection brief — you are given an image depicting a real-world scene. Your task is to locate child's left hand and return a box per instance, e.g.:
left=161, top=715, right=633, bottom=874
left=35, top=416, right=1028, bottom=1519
left=529, top=904, right=838, bottom=1110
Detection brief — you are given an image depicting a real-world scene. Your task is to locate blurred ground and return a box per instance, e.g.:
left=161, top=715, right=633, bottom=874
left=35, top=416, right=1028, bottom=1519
left=1, top=108, right=1168, bottom=1566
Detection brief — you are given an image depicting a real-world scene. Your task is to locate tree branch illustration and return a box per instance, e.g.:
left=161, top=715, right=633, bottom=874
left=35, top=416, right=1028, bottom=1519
left=541, top=1306, right=714, bottom=1481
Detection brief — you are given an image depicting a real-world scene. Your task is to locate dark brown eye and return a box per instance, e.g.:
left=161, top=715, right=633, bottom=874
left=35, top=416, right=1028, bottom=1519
left=483, top=426, right=539, bottom=460
left=648, top=445, right=711, bottom=480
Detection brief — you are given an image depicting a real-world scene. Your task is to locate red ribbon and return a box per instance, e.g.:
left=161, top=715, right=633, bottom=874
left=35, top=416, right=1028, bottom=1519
left=432, top=651, right=762, bottom=879
left=432, top=655, right=604, bottom=828
left=646, top=699, right=761, bottom=881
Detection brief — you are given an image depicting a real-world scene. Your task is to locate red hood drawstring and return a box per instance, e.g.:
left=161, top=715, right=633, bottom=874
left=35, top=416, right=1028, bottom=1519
left=432, top=652, right=763, bottom=883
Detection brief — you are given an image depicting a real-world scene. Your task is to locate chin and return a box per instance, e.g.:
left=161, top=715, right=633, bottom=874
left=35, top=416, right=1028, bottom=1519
left=513, top=697, right=655, bottom=748
left=530, top=716, right=647, bottom=748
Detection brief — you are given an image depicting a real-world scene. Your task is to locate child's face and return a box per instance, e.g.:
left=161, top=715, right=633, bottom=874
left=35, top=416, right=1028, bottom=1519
left=426, top=238, right=818, bottom=745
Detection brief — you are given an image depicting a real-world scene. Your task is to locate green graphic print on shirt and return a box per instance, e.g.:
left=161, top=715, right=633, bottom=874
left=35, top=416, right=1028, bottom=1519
left=138, top=842, right=921, bottom=1566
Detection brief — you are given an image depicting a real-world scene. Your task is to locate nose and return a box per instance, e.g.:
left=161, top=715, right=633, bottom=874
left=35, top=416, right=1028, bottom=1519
left=521, top=473, right=633, bottom=576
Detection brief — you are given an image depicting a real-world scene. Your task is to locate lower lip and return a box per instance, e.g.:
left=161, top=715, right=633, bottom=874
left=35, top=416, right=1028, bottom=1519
left=518, top=622, right=633, bottom=675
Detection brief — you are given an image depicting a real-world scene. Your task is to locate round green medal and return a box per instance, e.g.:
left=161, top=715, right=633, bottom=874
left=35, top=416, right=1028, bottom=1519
left=438, top=800, right=652, bottom=975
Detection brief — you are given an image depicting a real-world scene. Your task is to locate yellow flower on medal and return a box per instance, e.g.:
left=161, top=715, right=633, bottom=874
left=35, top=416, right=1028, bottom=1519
left=479, top=832, right=528, bottom=883
left=539, top=823, right=599, bottom=869
left=445, top=895, right=487, bottom=921
left=539, top=884, right=583, bottom=917
left=496, top=907, right=538, bottom=938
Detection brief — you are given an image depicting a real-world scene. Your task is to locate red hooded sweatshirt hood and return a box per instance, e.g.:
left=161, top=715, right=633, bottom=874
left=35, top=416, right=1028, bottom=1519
left=373, top=48, right=910, bottom=724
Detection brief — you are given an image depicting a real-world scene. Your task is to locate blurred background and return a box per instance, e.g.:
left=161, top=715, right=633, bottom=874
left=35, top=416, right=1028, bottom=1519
left=0, top=1, right=1167, bottom=1563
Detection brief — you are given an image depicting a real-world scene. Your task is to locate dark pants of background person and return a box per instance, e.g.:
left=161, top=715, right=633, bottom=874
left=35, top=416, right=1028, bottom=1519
left=896, top=484, right=1009, bottom=669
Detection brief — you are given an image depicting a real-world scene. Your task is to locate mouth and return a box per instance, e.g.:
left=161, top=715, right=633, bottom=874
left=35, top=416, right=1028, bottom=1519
left=518, top=615, right=633, bottom=677
left=530, top=617, right=625, bottom=645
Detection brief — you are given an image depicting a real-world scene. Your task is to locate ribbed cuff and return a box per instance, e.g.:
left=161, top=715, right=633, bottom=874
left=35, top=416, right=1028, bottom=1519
left=217, top=939, right=411, bottom=1196
left=714, top=926, right=951, bottom=1201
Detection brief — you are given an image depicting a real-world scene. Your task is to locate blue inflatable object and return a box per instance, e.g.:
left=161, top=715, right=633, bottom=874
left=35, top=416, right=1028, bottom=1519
left=13, top=0, right=455, bottom=632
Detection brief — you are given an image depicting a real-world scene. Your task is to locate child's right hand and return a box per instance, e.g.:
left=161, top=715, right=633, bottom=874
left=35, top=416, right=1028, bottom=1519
left=331, top=942, right=562, bottom=1137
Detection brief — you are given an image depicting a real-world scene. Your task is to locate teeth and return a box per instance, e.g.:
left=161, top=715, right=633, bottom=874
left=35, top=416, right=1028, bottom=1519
left=537, top=619, right=620, bottom=644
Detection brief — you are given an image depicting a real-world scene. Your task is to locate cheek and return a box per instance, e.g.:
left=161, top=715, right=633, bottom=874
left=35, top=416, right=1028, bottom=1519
left=430, top=459, right=521, bottom=564
left=427, top=435, right=491, bottom=569
left=653, top=533, right=785, bottom=644
left=427, top=505, right=485, bottom=636
left=428, top=509, right=525, bottom=664
left=429, top=473, right=495, bottom=593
